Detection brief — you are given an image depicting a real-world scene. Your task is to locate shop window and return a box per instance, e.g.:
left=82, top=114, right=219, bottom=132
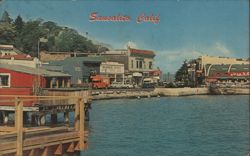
left=0, top=74, right=10, bottom=87
left=139, top=61, right=143, bottom=69
left=149, top=62, right=153, bottom=69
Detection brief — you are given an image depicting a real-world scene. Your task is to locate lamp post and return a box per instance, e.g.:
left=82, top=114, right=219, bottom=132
left=38, top=37, right=48, bottom=60
left=36, top=38, right=48, bottom=94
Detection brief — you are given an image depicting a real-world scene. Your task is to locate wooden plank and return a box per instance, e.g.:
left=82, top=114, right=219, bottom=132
left=79, top=98, right=85, bottom=151
left=23, top=132, right=79, bottom=147
left=0, top=126, right=16, bottom=132
left=0, top=126, right=73, bottom=141
left=0, top=132, right=79, bottom=152
left=16, top=98, right=23, bottom=156
left=74, top=99, right=80, bottom=131
left=0, top=142, right=16, bottom=151
left=0, top=138, right=79, bottom=154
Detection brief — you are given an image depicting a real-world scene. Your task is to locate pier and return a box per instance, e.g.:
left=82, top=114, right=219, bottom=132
left=0, top=94, right=90, bottom=156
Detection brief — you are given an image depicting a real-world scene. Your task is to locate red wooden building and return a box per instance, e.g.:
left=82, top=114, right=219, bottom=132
left=0, top=63, right=71, bottom=106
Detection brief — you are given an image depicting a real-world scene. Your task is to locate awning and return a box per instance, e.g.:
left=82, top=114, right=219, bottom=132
left=132, top=72, right=142, bottom=77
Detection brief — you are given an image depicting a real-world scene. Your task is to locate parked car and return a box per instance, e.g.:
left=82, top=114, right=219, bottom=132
left=164, top=82, right=177, bottom=88
left=109, top=82, right=134, bottom=89
left=142, top=82, right=155, bottom=88
left=109, top=82, right=123, bottom=88
left=122, top=83, right=134, bottom=89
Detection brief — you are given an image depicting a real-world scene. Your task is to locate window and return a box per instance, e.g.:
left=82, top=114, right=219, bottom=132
left=0, top=74, right=10, bottom=88
left=136, top=61, right=139, bottom=69
left=149, top=62, right=153, bottom=69
left=139, top=61, right=143, bottom=69
left=131, top=60, right=134, bottom=68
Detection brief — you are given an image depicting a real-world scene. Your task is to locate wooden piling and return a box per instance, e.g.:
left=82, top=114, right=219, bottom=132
left=74, top=99, right=80, bottom=131
left=15, top=97, right=23, bottom=156
left=79, top=98, right=85, bottom=150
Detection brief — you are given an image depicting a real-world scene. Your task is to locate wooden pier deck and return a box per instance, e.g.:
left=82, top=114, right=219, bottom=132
left=0, top=95, right=89, bottom=156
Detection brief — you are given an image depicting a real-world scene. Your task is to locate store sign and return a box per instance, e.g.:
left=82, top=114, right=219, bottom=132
left=132, top=72, right=142, bottom=77
left=228, top=72, right=249, bottom=77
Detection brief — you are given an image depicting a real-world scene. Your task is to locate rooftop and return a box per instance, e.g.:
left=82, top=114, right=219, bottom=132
left=205, top=64, right=249, bottom=77
left=0, top=45, right=14, bottom=50
left=0, top=63, right=71, bottom=77
left=49, top=56, right=104, bottom=64
left=0, top=44, right=22, bottom=54
left=0, top=54, right=33, bottom=60
left=128, top=47, right=155, bottom=57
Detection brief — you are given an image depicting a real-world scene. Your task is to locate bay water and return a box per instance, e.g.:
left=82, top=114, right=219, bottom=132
left=82, top=95, right=249, bottom=156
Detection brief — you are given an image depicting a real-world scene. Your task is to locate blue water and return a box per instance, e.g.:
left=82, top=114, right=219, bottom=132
left=83, top=95, right=249, bottom=156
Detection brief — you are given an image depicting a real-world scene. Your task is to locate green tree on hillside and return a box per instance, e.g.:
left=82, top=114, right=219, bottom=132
left=13, top=15, right=24, bottom=50
left=0, top=23, right=16, bottom=44
left=55, top=28, right=97, bottom=52
left=0, top=11, right=15, bottom=44
left=0, top=11, right=106, bottom=57
left=14, top=15, right=24, bottom=32
left=20, top=20, right=47, bottom=56
left=0, top=11, right=12, bottom=24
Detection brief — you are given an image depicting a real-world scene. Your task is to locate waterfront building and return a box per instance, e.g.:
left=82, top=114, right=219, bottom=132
left=147, top=69, right=162, bottom=84
left=196, top=55, right=249, bottom=72
left=204, top=64, right=249, bottom=84
left=195, top=55, right=249, bottom=85
left=100, top=47, right=156, bottom=85
left=0, top=63, right=71, bottom=98
left=45, top=56, right=104, bottom=85
left=100, top=61, right=125, bottom=83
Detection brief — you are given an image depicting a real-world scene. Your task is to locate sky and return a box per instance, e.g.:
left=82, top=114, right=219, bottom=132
left=0, top=0, right=249, bottom=73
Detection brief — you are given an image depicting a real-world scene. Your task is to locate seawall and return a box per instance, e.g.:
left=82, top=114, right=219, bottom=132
left=154, top=88, right=209, bottom=96
left=92, top=89, right=158, bottom=100
left=92, top=87, right=249, bottom=100
left=210, top=87, right=250, bottom=95
left=92, top=88, right=209, bottom=100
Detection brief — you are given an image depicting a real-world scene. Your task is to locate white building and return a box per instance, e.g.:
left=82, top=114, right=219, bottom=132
left=0, top=45, right=21, bottom=56
left=100, top=47, right=156, bottom=85
left=0, top=54, right=40, bottom=68
left=100, top=62, right=124, bottom=82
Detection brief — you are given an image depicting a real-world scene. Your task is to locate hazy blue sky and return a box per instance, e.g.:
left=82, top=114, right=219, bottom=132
left=0, top=0, right=249, bottom=73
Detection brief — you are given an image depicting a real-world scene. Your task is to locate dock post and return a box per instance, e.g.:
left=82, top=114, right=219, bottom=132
left=74, top=99, right=80, bottom=131
left=51, top=113, right=57, bottom=125
left=15, top=97, right=23, bottom=156
left=62, top=79, right=65, bottom=88
left=79, top=98, right=85, bottom=151
left=3, top=111, right=9, bottom=125
left=64, top=111, right=69, bottom=124
left=23, top=112, right=29, bottom=124
left=0, top=111, right=3, bottom=124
